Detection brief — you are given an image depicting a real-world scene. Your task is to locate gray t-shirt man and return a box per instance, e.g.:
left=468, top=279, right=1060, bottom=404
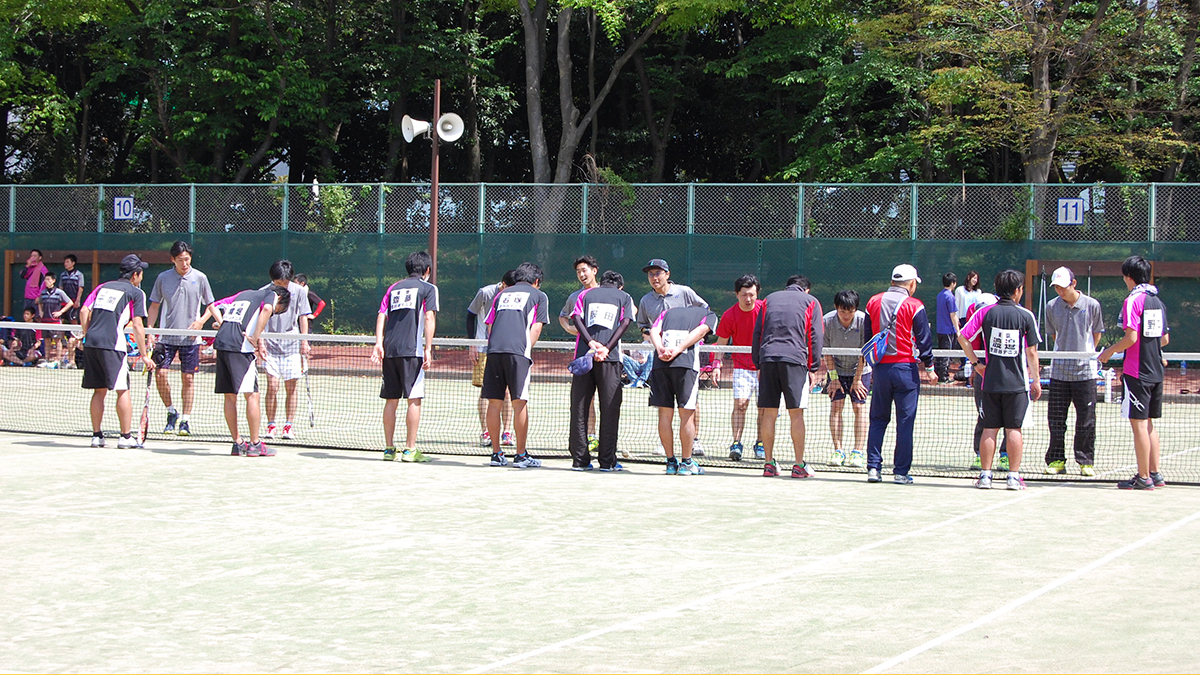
left=822, top=310, right=872, bottom=378
left=150, top=267, right=215, bottom=346
left=1046, top=293, right=1105, bottom=381
left=468, top=282, right=502, bottom=352
left=259, top=281, right=312, bottom=356
left=636, top=282, right=708, bottom=333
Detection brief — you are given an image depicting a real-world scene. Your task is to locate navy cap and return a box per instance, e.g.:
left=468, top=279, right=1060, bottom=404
left=120, top=254, right=149, bottom=274
left=642, top=258, right=670, bottom=273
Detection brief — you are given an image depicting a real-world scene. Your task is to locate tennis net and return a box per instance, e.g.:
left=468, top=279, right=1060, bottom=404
left=3, top=323, right=1199, bottom=484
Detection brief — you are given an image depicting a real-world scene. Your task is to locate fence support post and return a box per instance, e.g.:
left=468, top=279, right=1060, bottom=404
left=1148, top=183, right=1157, bottom=242
left=97, top=185, right=105, bottom=233
left=188, top=184, right=196, bottom=235
left=377, top=183, right=386, bottom=235
left=476, top=183, right=486, bottom=291
left=796, top=184, right=805, bottom=237
left=281, top=184, right=289, bottom=232
left=580, top=183, right=589, bottom=234
left=686, top=182, right=695, bottom=286
left=8, top=185, right=14, bottom=233
left=910, top=184, right=918, bottom=240
left=1027, top=185, right=1036, bottom=240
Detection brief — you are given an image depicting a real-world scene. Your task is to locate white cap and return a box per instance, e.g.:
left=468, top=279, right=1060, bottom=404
left=1050, top=266, right=1075, bottom=288
left=891, top=264, right=922, bottom=283
left=974, top=292, right=999, bottom=310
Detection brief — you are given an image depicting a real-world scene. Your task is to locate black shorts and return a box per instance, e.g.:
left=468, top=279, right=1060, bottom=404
left=480, top=353, right=531, bottom=401
left=1121, top=375, right=1162, bottom=420
left=81, top=347, right=130, bottom=391
left=979, top=390, right=1030, bottom=429
left=758, top=361, right=810, bottom=410
left=14, top=348, right=42, bottom=362
left=827, top=372, right=872, bottom=404
left=381, top=356, right=426, bottom=399
left=39, top=321, right=64, bottom=344
left=648, top=368, right=699, bottom=410
left=215, top=351, right=258, bottom=394
left=155, top=343, right=201, bottom=374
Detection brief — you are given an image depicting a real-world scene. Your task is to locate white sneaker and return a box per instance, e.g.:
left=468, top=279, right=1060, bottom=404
left=265, top=422, right=277, bottom=439
left=281, top=422, right=294, bottom=440
left=117, top=436, right=141, bottom=449
left=692, top=439, right=705, bottom=457
left=652, top=443, right=666, bottom=456
left=90, top=436, right=105, bottom=448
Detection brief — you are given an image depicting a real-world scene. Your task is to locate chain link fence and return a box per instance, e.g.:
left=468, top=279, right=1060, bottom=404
left=3, top=183, right=1197, bottom=241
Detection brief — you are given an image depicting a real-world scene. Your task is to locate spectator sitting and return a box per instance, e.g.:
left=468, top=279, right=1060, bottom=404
left=622, top=342, right=653, bottom=387
left=3, top=309, right=43, bottom=366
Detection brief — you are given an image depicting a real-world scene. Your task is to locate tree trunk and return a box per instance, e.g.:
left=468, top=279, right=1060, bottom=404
left=318, top=0, right=338, bottom=177
left=1164, top=0, right=1200, bottom=183
left=76, top=95, right=90, bottom=184
left=633, top=33, right=685, bottom=182
left=587, top=9, right=599, bottom=159
left=383, top=0, right=408, bottom=182
left=463, top=0, right=482, bottom=182
left=517, top=0, right=552, bottom=183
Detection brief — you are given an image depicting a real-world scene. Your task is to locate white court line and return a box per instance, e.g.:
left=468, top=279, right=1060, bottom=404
left=465, top=486, right=1061, bottom=674
left=864, top=506, right=1200, bottom=674
left=0, top=447, right=99, bottom=460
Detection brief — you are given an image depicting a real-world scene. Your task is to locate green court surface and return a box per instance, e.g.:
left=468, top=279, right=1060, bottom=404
left=2, top=430, right=1199, bottom=673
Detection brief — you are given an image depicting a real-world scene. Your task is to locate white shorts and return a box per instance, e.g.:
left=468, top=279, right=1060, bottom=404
left=732, top=368, right=759, bottom=400
left=264, top=352, right=303, bottom=381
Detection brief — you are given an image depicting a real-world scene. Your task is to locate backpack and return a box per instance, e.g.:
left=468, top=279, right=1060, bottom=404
left=862, top=305, right=898, bottom=368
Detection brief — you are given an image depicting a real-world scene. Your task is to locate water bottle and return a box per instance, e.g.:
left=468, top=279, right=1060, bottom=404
left=1182, top=361, right=1188, bottom=378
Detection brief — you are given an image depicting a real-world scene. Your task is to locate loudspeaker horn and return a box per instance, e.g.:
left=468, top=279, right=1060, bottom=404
left=436, top=113, right=464, bottom=142
left=402, top=115, right=430, bottom=143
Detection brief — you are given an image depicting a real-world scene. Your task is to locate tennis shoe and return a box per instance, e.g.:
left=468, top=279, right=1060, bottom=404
left=1117, top=474, right=1155, bottom=490
left=479, top=431, right=491, bottom=447
left=893, top=473, right=914, bottom=485
left=791, top=463, right=815, bottom=479
left=500, top=431, right=516, bottom=447
left=867, top=467, right=882, bottom=483
left=281, top=423, right=294, bottom=440
left=90, top=435, right=105, bottom=448
left=998, top=453, right=1010, bottom=471
left=402, top=448, right=431, bottom=463
left=513, top=453, right=541, bottom=469
left=848, top=449, right=865, bottom=467
left=1045, top=460, right=1066, bottom=475
left=265, top=422, right=277, bottom=439
left=691, top=440, right=705, bottom=457
left=163, top=408, right=178, bottom=434
left=246, top=442, right=261, bottom=457
left=1149, top=471, right=1166, bottom=488
left=177, top=420, right=191, bottom=437
left=587, top=435, right=599, bottom=453
left=599, top=463, right=625, bottom=472
left=489, top=452, right=509, bottom=467
left=665, top=457, right=679, bottom=475
left=383, top=446, right=397, bottom=461
left=1006, top=475, right=1025, bottom=490
left=970, top=455, right=982, bottom=470
left=679, top=458, right=704, bottom=476
left=762, top=460, right=780, bottom=477
left=975, top=474, right=992, bottom=489
left=830, top=449, right=847, bottom=466
left=256, top=442, right=276, bottom=457
left=117, top=436, right=140, bottom=449
left=1080, top=464, right=1096, bottom=477
left=231, top=441, right=249, bottom=456
left=652, top=443, right=666, bottom=456
left=728, top=441, right=744, bottom=462
left=753, top=440, right=765, bottom=460
left=571, top=463, right=595, bottom=472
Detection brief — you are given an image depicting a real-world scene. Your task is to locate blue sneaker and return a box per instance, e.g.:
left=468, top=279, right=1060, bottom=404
left=489, top=452, right=509, bottom=467
left=729, top=441, right=744, bottom=461
left=753, top=441, right=765, bottom=460
left=163, top=408, right=178, bottom=434
left=893, top=473, right=914, bottom=485
left=599, top=463, right=625, bottom=472
left=571, top=463, right=595, bottom=472
left=665, top=457, right=679, bottom=475
left=678, top=458, right=704, bottom=476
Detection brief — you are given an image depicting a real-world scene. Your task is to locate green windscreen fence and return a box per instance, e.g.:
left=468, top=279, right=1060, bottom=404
left=7, top=233, right=1200, bottom=351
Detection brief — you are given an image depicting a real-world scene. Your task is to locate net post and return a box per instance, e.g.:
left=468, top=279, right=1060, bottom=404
left=909, top=184, right=918, bottom=239
left=97, top=184, right=104, bottom=233
left=1148, top=182, right=1157, bottom=242
left=7, top=184, right=14, bottom=233
left=188, top=183, right=196, bottom=235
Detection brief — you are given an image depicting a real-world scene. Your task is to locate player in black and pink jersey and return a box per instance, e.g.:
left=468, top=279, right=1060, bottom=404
left=79, top=254, right=155, bottom=448
left=1100, top=255, right=1170, bottom=490
left=958, top=269, right=1041, bottom=491
left=481, top=262, right=550, bottom=468
left=371, top=251, right=439, bottom=463
left=213, top=285, right=290, bottom=457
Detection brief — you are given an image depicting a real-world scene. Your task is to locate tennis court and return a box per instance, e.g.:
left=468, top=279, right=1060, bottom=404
left=2, top=427, right=1199, bottom=673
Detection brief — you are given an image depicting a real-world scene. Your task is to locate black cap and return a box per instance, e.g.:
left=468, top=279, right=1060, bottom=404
left=120, top=254, right=149, bottom=274
left=642, top=258, right=670, bottom=273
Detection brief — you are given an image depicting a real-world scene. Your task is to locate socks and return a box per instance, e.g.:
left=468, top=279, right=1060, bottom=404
left=121, top=433, right=131, bottom=439
left=179, top=414, right=189, bottom=423
left=167, top=406, right=177, bottom=415
left=1010, top=471, right=1020, bottom=480
left=92, top=431, right=102, bottom=438
left=981, top=469, right=993, bottom=478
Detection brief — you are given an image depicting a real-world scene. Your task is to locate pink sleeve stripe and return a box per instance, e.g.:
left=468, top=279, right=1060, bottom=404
left=83, top=284, right=102, bottom=308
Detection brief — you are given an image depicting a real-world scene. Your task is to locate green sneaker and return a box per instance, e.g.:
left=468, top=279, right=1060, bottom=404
left=383, top=446, right=397, bottom=461
left=830, top=449, right=847, bottom=466
left=970, top=455, right=982, bottom=470
left=587, top=435, right=599, bottom=453
left=1080, top=464, right=1096, bottom=477
left=1045, top=460, right=1066, bottom=475
left=998, top=453, right=1010, bottom=471
left=401, top=448, right=432, bottom=463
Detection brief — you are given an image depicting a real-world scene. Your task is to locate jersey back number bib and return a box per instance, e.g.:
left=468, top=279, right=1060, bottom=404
left=1142, top=309, right=1164, bottom=338
left=223, top=300, right=250, bottom=324
left=390, top=288, right=418, bottom=312
left=663, top=329, right=689, bottom=351
left=497, top=292, right=530, bottom=312
left=988, top=327, right=1020, bottom=358
left=587, top=303, right=618, bottom=330
left=93, top=287, right=125, bottom=312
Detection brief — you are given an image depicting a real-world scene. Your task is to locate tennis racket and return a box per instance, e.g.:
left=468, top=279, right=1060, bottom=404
left=303, top=355, right=315, bottom=427
left=137, top=366, right=152, bottom=447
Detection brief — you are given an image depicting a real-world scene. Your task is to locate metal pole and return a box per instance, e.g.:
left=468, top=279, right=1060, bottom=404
left=909, top=184, right=918, bottom=240
left=796, top=184, right=804, bottom=238
left=580, top=183, right=589, bottom=234
left=377, top=182, right=386, bottom=235
left=97, top=185, right=105, bottom=233
left=8, top=185, right=15, bottom=233
left=430, top=79, right=441, bottom=284
left=281, top=184, right=289, bottom=231
left=1148, top=182, right=1157, bottom=243
left=189, top=183, right=196, bottom=235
